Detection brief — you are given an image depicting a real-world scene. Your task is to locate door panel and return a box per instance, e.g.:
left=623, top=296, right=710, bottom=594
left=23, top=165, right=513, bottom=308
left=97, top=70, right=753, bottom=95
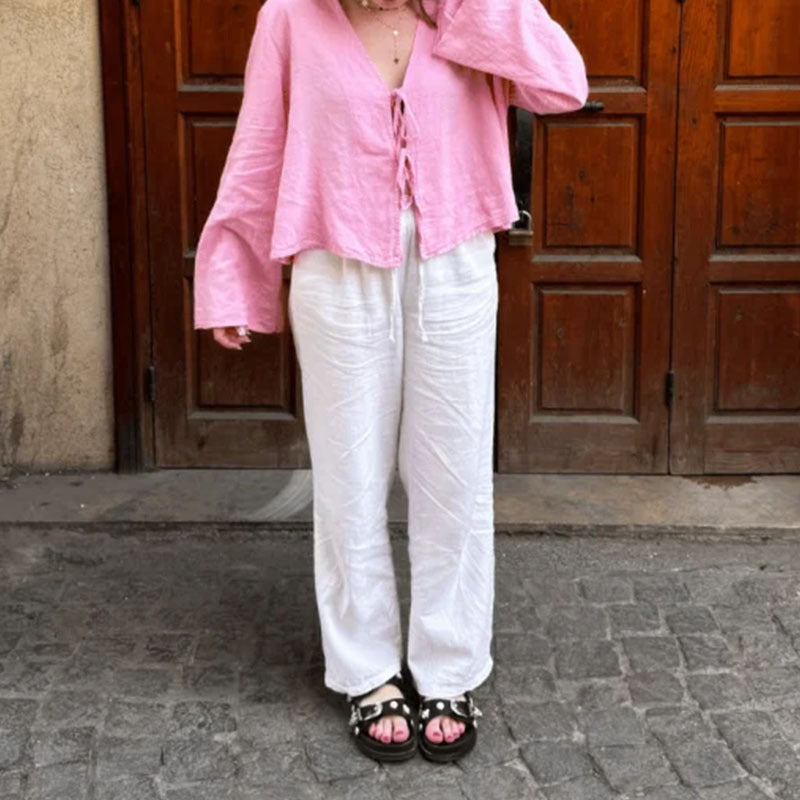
left=496, top=0, right=680, bottom=472
left=141, top=0, right=309, bottom=467
left=728, top=0, right=799, bottom=78
left=670, top=0, right=800, bottom=473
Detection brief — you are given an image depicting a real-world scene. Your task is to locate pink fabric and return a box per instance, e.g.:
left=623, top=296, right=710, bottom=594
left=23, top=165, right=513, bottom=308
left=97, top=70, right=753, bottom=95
left=192, top=0, right=589, bottom=333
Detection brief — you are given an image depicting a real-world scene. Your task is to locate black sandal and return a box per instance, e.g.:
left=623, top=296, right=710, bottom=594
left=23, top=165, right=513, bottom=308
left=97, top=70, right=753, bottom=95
left=417, top=691, right=484, bottom=762
left=346, top=670, right=418, bottom=762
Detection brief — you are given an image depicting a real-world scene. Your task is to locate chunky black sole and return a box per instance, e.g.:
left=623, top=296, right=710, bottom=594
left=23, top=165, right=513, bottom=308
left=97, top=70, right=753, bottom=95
left=418, top=724, right=477, bottom=762
left=353, top=730, right=418, bottom=762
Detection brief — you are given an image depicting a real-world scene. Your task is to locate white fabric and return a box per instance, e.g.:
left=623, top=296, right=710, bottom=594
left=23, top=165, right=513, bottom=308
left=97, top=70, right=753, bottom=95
left=287, top=206, right=498, bottom=697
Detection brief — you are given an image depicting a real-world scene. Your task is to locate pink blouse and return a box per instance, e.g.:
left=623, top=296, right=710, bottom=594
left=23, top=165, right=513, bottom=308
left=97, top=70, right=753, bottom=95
left=192, top=0, right=589, bottom=334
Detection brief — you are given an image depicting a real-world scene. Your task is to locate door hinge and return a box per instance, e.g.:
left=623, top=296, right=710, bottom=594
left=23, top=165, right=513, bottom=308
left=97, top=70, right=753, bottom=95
left=665, top=370, right=675, bottom=408
left=146, top=364, right=156, bottom=404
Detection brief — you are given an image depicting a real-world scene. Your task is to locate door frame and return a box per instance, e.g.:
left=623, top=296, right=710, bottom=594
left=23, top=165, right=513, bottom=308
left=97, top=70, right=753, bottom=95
left=99, top=0, right=155, bottom=472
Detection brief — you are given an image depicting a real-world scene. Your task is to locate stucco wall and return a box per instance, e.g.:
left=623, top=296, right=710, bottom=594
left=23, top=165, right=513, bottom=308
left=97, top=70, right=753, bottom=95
left=0, top=0, right=113, bottom=473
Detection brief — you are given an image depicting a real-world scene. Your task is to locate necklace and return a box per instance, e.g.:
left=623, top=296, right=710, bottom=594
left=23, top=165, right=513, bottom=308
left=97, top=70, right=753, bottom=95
left=359, top=0, right=410, bottom=10
left=351, top=0, right=413, bottom=65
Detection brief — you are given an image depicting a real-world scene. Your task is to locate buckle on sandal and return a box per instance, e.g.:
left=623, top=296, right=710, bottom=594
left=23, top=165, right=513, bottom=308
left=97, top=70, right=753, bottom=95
left=466, top=694, right=483, bottom=718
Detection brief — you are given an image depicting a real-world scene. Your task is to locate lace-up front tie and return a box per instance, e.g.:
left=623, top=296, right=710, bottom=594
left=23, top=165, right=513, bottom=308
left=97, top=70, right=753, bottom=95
left=390, top=87, right=420, bottom=212
left=387, top=89, right=427, bottom=344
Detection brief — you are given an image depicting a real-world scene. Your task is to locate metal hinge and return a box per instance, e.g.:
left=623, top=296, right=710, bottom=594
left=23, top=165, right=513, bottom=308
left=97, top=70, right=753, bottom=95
left=147, top=364, right=156, bottom=404
left=665, top=370, right=675, bottom=408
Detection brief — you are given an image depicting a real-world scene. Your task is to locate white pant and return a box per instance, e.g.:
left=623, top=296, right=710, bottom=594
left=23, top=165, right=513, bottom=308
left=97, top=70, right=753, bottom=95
left=287, top=206, right=497, bottom=698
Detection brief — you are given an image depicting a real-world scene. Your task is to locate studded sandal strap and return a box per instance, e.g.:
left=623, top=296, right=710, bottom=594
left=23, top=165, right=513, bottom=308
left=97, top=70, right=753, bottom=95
left=347, top=670, right=418, bottom=731
left=418, top=691, right=483, bottom=725
left=348, top=696, right=416, bottom=730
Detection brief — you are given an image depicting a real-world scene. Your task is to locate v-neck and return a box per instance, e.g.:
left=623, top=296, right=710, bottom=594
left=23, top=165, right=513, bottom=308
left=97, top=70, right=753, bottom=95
left=332, top=0, right=423, bottom=94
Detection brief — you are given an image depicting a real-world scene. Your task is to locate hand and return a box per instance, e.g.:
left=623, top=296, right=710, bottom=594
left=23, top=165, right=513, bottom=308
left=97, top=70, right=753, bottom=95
left=213, top=326, right=252, bottom=350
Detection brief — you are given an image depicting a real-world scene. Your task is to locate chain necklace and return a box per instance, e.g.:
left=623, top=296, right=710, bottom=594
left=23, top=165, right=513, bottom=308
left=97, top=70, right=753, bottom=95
left=349, top=0, right=413, bottom=64
left=358, top=0, right=410, bottom=10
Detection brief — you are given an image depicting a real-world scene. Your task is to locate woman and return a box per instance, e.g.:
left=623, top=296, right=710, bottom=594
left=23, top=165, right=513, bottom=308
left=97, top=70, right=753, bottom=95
left=193, top=0, right=588, bottom=763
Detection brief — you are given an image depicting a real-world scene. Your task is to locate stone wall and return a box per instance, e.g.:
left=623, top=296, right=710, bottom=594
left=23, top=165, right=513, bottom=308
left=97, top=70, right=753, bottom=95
left=0, top=0, right=113, bottom=472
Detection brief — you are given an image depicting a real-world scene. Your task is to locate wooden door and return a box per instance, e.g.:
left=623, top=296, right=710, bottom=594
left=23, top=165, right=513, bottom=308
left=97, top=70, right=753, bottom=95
left=670, top=0, right=800, bottom=473
left=496, top=0, right=681, bottom=472
left=132, top=0, right=799, bottom=473
left=140, top=0, right=309, bottom=467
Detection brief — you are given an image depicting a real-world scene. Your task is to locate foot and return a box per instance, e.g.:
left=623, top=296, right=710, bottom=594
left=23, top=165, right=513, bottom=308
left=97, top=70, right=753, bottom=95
left=422, top=694, right=467, bottom=744
left=357, top=682, right=410, bottom=744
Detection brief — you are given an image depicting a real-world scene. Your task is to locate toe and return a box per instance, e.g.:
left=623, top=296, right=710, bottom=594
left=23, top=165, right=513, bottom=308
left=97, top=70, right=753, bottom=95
left=448, top=716, right=466, bottom=741
left=425, top=717, right=443, bottom=743
left=393, top=717, right=409, bottom=742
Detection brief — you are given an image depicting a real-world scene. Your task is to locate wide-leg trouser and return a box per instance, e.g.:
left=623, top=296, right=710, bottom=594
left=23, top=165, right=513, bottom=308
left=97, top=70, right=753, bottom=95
left=287, top=206, right=498, bottom=698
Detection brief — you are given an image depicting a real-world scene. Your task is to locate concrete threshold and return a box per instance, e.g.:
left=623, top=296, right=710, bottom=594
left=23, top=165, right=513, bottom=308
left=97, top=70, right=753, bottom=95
left=0, top=469, right=798, bottom=539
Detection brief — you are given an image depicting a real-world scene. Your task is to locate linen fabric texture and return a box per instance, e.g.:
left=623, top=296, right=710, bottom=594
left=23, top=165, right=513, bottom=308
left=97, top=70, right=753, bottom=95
left=192, top=0, right=589, bottom=333
left=288, top=206, right=498, bottom=696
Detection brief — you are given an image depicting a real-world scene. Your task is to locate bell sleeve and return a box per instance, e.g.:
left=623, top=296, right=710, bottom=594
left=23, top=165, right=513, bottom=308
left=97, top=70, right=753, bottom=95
left=192, top=3, right=289, bottom=334
left=430, top=0, right=589, bottom=115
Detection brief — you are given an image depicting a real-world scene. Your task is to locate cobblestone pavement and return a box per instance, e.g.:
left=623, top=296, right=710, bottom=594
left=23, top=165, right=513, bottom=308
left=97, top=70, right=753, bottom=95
left=2, top=525, right=800, bottom=799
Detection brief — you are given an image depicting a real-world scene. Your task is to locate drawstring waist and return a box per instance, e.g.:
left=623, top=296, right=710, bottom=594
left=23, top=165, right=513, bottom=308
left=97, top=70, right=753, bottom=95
left=389, top=268, right=398, bottom=343
left=339, top=231, right=426, bottom=346
left=388, top=209, right=427, bottom=345
left=417, top=260, right=427, bottom=342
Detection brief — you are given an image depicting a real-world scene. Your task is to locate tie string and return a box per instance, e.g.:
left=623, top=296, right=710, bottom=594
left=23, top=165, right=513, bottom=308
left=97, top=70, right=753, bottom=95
left=390, top=88, right=419, bottom=211
left=388, top=90, right=425, bottom=342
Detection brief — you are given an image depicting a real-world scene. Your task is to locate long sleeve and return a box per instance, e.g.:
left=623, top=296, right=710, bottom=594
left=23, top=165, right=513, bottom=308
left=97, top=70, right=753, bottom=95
left=430, top=0, right=589, bottom=115
left=192, top=3, right=289, bottom=334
